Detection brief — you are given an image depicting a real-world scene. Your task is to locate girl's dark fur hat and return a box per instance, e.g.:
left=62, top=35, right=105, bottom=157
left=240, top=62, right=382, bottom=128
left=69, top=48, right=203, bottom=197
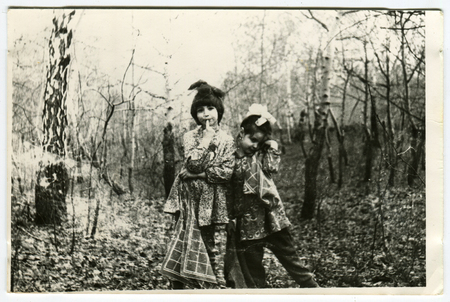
left=189, top=80, right=225, bottom=125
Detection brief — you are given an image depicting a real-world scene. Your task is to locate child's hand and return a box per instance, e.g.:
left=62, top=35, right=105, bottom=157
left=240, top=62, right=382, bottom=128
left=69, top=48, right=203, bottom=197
left=179, top=168, right=193, bottom=179
left=180, top=168, right=206, bottom=180
left=264, top=140, right=278, bottom=150
left=200, top=120, right=215, bottom=148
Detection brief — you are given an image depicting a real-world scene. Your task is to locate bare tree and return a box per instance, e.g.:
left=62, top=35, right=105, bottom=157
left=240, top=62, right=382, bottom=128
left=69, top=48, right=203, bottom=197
left=354, top=38, right=380, bottom=184
left=373, top=37, right=397, bottom=186
left=301, top=11, right=342, bottom=219
left=396, top=11, right=425, bottom=187
left=35, top=11, right=75, bottom=225
left=128, top=51, right=138, bottom=195
left=162, top=61, right=175, bottom=198
left=383, top=10, right=425, bottom=187
left=333, top=40, right=352, bottom=188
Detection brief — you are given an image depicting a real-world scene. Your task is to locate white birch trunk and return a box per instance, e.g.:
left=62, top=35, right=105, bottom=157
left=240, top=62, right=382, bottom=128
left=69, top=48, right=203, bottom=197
left=128, top=56, right=136, bottom=194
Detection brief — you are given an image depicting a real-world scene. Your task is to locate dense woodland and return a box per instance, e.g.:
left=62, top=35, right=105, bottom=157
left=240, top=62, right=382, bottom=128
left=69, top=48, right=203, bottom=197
left=9, top=9, right=426, bottom=291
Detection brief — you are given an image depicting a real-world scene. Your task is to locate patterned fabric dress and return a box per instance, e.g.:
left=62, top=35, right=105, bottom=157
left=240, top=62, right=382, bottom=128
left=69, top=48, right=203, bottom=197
left=229, top=147, right=319, bottom=288
left=230, top=147, right=290, bottom=241
left=161, top=126, right=235, bottom=287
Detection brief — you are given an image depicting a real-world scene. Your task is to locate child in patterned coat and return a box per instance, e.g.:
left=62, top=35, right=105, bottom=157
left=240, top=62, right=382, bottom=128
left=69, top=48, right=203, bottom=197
left=161, top=81, right=235, bottom=289
left=229, top=104, right=319, bottom=288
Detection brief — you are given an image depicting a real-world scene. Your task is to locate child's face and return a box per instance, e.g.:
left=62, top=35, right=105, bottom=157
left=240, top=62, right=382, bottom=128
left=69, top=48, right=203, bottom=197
left=196, top=105, right=218, bottom=128
left=239, top=130, right=266, bottom=156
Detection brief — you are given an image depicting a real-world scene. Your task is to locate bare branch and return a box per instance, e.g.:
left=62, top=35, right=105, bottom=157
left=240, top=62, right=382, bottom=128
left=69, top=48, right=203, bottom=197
left=88, top=89, right=112, bottom=106
left=375, top=110, right=425, bottom=186
left=134, top=63, right=164, bottom=76
left=406, top=50, right=425, bottom=83
left=121, top=50, right=135, bottom=104
left=138, top=87, right=167, bottom=100
left=12, top=101, right=38, bottom=131
left=380, top=26, right=425, bottom=31
left=306, top=10, right=329, bottom=32
left=342, top=10, right=360, bottom=16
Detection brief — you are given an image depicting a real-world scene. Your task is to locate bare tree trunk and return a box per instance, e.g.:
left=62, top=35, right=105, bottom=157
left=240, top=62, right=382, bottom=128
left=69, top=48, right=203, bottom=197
left=301, top=108, right=328, bottom=219
left=128, top=55, right=136, bottom=195
left=163, top=62, right=175, bottom=197
left=325, top=128, right=335, bottom=184
left=163, top=123, right=175, bottom=198
left=374, top=39, right=397, bottom=187
left=301, top=12, right=341, bottom=219
left=90, top=133, right=110, bottom=238
left=385, top=56, right=396, bottom=187
left=310, top=49, right=321, bottom=111
left=70, top=175, right=76, bottom=255
left=361, top=40, right=380, bottom=184
left=407, top=125, right=425, bottom=187
left=364, top=90, right=380, bottom=194
left=35, top=11, right=75, bottom=225
left=399, top=17, right=420, bottom=187
left=128, top=107, right=136, bottom=195
left=259, top=11, right=266, bottom=104
left=340, top=71, right=350, bottom=169
left=120, top=110, right=127, bottom=181
left=276, top=105, right=286, bottom=154
left=364, top=129, right=373, bottom=183
left=386, top=11, right=425, bottom=187
left=86, top=159, right=93, bottom=236
left=298, top=109, right=308, bottom=158
left=286, top=64, right=293, bottom=144
left=330, top=109, right=346, bottom=188
left=335, top=40, right=352, bottom=188
left=90, top=198, right=101, bottom=239
left=370, top=91, right=380, bottom=149
left=362, top=41, right=372, bottom=183
left=305, top=48, right=322, bottom=144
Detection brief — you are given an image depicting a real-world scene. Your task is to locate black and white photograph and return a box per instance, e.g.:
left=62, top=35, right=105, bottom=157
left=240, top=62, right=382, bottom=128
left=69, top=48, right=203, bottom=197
left=5, top=5, right=443, bottom=298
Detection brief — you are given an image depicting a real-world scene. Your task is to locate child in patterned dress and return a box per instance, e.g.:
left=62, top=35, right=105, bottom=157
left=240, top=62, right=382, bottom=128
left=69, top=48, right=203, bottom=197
left=229, top=104, right=319, bottom=288
left=161, top=81, right=235, bottom=289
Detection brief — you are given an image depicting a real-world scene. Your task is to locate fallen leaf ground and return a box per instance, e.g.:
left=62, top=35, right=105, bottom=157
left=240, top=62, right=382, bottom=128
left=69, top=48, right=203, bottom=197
left=10, top=138, right=426, bottom=292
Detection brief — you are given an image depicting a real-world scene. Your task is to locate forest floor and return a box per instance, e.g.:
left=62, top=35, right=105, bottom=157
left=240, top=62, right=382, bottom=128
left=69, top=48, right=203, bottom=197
left=10, top=139, right=426, bottom=292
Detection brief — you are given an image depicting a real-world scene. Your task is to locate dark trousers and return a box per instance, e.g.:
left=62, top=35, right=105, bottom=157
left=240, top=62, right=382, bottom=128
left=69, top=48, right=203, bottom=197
left=237, top=228, right=318, bottom=288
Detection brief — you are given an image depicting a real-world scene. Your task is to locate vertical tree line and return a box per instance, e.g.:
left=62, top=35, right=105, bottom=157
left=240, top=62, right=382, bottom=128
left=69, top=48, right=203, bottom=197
left=35, top=11, right=75, bottom=225
left=221, top=10, right=425, bottom=219
left=11, top=9, right=425, bottom=226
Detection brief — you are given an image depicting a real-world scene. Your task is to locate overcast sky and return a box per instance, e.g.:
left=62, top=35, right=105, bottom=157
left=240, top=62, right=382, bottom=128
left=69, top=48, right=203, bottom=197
left=8, top=9, right=252, bottom=98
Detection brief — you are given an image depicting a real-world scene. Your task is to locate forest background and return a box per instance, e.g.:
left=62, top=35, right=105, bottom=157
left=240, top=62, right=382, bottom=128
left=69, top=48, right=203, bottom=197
left=5, top=6, right=443, bottom=298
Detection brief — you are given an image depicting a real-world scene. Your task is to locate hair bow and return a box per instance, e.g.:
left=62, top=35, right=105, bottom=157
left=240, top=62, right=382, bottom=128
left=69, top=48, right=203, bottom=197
left=188, top=80, right=225, bottom=100
left=246, top=103, right=277, bottom=126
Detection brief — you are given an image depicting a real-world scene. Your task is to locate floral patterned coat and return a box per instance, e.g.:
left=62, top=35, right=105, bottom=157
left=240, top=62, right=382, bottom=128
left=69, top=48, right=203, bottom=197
left=164, top=126, right=235, bottom=227
left=229, top=147, right=290, bottom=241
